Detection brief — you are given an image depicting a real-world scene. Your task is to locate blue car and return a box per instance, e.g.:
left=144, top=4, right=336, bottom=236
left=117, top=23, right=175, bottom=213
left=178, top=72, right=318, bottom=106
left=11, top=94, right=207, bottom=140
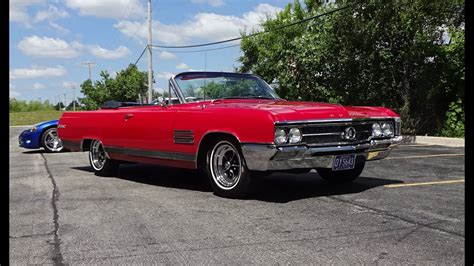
left=18, top=119, right=64, bottom=152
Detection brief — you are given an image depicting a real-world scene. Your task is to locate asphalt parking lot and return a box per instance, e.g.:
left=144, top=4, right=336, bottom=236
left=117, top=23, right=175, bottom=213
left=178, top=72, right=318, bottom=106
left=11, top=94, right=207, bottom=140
left=9, top=126, right=465, bottom=264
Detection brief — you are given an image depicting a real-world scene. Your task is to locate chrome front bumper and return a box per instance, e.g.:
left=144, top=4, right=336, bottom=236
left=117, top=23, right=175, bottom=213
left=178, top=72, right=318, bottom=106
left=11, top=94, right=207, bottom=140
left=241, top=136, right=403, bottom=171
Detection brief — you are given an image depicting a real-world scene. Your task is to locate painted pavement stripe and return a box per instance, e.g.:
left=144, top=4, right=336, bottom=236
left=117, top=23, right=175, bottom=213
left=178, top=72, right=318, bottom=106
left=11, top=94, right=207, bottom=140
left=384, top=179, right=465, bottom=188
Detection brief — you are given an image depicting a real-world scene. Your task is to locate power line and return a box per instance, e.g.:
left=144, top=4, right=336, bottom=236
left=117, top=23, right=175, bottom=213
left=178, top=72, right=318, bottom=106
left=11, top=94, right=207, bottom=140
left=150, top=4, right=351, bottom=49
left=151, top=43, right=241, bottom=53
left=134, top=45, right=148, bottom=65
left=132, top=4, right=351, bottom=68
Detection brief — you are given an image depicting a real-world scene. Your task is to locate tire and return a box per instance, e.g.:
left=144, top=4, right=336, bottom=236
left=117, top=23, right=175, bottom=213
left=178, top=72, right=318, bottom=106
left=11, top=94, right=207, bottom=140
left=316, top=160, right=365, bottom=184
left=88, top=139, right=119, bottom=176
left=204, top=138, right=253, bottom=198
left=41, top=127, right=64, bottom=153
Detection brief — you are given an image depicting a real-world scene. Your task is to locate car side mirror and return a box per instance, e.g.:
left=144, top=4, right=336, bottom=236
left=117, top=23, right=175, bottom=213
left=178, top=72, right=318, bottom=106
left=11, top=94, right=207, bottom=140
left=157, top=96, right=167, bottom=107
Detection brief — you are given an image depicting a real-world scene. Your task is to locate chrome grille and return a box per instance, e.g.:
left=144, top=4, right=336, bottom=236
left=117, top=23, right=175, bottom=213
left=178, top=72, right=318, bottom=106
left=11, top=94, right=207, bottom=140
left=281, top=120, right=395, bottom=147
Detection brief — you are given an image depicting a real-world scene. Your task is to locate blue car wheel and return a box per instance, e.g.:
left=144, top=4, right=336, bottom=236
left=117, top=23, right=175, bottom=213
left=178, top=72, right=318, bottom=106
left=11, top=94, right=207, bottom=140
left=40, top=127, right=63, bottom=152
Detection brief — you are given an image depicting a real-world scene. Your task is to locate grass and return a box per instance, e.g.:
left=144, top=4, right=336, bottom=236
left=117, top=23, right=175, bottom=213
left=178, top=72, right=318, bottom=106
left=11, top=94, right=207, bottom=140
left=9, top=110, right=64, bottom=126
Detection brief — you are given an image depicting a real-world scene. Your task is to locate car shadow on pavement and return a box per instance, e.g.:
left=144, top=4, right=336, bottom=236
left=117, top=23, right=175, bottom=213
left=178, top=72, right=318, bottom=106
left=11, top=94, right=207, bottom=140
left=72, top=164, right=212, bottom=192
left=22, top=150, right=45, bottom=154
left=250, top=173, right=403, bottom=203
left=72, top=164, right=403, bottom=203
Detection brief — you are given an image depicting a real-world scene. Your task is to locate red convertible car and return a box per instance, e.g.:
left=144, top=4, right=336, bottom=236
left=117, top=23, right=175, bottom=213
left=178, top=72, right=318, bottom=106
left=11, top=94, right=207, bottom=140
left=58, top=72, right=402, bottom=198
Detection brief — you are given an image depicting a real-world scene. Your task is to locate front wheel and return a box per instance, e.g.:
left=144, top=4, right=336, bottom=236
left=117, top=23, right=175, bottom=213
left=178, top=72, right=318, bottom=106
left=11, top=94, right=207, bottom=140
left=41, top=127, right=63, bottom=153
left=89, top=139, right=119, bottom=176
left=316, top=160, right=365, bottom=184
left=204, top=138, right=253, bottom=198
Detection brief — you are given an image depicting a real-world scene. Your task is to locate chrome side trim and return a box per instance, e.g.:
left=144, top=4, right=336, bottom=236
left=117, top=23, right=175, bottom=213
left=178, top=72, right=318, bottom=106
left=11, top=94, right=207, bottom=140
left=104, top=145, right=196, bottom=162
left=275, top=117, right=397, bottom=126
left=275, top=118, right=353, bottom=125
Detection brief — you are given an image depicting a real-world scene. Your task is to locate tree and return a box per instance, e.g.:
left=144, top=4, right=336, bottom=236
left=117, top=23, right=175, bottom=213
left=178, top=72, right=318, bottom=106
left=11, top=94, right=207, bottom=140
left=239, top=0, right=464, bottom=135
left=55, top=102, right=65, bottom=111
left=79, top=64, right=148, bottom=110
left=66, top=100, right=81, bottom=110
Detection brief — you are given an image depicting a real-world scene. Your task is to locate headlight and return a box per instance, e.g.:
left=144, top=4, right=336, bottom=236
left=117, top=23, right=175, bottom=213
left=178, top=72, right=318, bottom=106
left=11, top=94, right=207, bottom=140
left=288, top=128, right=302, bottom=144
left=372, top=123, right=382, bottom=137
left=29, top=127, right=38, bottom=132
left=381, top=123, right=394, bottom=137
left=274, top=128, right=287, bottom=144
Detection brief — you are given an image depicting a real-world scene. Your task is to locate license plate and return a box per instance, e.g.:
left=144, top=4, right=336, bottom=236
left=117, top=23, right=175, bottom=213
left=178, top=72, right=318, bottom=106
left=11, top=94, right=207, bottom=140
left=332, top=154, right=356, bottom=171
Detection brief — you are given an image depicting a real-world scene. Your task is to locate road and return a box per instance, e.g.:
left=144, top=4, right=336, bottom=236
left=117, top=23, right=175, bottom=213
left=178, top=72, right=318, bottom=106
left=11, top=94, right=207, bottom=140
left=9, top=127, right=465, bottom=264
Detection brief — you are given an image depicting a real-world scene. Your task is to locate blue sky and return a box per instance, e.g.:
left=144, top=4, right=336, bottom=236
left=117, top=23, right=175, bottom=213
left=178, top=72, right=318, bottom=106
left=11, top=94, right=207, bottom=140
left=9, top=0, right=294, bottom=104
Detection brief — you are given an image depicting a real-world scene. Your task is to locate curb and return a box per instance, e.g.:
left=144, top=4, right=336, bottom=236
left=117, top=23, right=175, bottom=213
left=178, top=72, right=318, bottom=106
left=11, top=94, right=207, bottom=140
left=401, top=136, right=464, bottom=147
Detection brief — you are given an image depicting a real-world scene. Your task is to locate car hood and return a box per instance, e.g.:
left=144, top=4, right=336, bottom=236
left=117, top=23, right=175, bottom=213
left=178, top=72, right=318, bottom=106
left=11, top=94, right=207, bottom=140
left=207, top=100, right=397, bottom=122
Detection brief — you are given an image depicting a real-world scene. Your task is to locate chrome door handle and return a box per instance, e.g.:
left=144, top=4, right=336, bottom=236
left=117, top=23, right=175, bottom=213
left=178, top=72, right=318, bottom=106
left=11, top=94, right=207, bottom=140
left=124, top=114, right=134, bottom=120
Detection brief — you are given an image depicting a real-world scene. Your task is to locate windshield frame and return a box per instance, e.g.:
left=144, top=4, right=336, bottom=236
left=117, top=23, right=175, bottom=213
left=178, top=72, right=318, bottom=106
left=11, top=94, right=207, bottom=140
left=170, top=71, right=281, bottom=103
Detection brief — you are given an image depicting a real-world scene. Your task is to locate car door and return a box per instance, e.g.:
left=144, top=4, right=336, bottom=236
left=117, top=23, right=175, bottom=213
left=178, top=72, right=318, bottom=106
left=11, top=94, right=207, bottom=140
left=114, top=105, right=176, bottom=153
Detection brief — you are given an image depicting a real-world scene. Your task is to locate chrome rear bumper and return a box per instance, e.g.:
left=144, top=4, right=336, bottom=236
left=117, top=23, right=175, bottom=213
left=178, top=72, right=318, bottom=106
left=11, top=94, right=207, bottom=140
left=241, top=136, right=402, bottom=171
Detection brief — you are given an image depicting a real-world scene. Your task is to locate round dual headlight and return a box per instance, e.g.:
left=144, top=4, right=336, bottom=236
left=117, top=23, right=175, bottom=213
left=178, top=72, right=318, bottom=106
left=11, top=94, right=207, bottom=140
left=274, top=128, right=287, bottom=144
left=372, top=123, right=382, bottom=137
left=288, top=128, right=302, bottom=144
left=381, top=123, right=394, bottom=137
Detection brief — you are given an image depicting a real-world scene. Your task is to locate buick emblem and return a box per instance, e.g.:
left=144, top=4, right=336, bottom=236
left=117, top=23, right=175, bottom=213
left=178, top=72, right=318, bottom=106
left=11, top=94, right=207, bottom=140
left=342, top=127, right=356, bottom=140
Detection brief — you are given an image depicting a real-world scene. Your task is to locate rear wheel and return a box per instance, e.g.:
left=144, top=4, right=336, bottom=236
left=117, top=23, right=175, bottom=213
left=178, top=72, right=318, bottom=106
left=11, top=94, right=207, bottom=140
left=88, top=139, right=119, bottom=176
left=204, top=138, right=253, bottom=198
left=316, top=160, right=365, bottom=184
left=41, top=127, right=63, bottom=153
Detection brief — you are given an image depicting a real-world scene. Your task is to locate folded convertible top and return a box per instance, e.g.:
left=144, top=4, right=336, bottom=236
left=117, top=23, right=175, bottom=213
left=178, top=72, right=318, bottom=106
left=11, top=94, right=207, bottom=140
left=100, top=101, right=143, bottom=109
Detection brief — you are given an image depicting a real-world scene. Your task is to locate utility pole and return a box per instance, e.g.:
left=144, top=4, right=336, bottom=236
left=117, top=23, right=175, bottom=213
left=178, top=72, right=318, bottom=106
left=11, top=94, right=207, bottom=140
left=82, top=61, right=96, bottom=81
left=63, top=93, right=67, bottom=110
left=72, top=86, right=76, bottom=111
left=147, top=0, right=153, bottom=104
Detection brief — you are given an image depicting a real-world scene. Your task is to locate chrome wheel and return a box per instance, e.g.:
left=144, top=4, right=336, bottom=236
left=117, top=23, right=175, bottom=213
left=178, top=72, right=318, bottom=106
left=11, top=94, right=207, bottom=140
left=43, top=128, right=63, bottom=152
left=210, top=141, right=242, bottom=190
left=89, top=140, right=107, bottom=171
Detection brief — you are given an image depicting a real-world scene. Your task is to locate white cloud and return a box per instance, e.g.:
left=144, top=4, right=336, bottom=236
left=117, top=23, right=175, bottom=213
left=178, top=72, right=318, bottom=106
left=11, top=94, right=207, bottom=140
left=10, top=90, right=22, bottom=98
left=10, top=0, right=46, bottom=26
left=32, top=82, right=46, bottom=90
left=176, top=63, right=189, bottom=69
left=156, top=72, right=174, bottom=80
left=17, top=35, right=82, bottom=58
left=63, top=81, right=77, bottom=89
left=190, top=0, right=224, bottom=7
left=115, top=3, right=282, bottom=45
left=34, top=4, right=68, bottom=22
left=88, top=45, right=131, bottom=59
left=65, top=0, right=145, bottom=19
left=10, top=66, right=67, bottom=79
left=158, top=51, right=176, bottom=60
left=49, top=22, right=70, bottom=34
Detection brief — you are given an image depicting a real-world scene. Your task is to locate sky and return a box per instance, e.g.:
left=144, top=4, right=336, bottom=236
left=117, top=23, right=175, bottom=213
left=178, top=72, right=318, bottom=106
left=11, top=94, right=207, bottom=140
left=9, top=0, right=294, bottom=104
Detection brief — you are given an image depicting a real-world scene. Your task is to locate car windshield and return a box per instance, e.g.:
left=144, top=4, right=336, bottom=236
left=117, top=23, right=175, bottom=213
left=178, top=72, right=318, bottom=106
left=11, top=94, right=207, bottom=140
left=174, top=72, right=280, bottom=102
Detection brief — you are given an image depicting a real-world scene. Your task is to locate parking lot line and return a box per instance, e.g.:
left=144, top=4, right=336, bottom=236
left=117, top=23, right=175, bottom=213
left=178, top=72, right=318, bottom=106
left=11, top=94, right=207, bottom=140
left=401, top=144, right=435, bottom=147
left=386, top=154, right=464, bottom=160
left=384, top=179, right=465, bottom=188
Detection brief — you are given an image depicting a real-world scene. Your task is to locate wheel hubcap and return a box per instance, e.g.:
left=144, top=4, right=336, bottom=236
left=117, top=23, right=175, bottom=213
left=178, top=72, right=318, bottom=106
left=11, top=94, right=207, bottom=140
left=210, top=142, right=242, bottom=190
left=90, top=141, right=106, bottom=170
left=44, top=130, right=63, bottom=151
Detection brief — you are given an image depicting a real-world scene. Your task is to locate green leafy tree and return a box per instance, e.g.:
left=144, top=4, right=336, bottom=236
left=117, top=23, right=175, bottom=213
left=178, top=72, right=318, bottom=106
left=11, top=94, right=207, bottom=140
left=79, top=64, right=148, bottom=110
left=239, top=0, right=464, bottom=135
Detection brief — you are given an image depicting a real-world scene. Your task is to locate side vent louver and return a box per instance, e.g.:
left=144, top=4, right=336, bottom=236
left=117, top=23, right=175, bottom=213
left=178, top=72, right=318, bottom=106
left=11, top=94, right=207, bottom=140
left=173, top=130, right=194, bottom=144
